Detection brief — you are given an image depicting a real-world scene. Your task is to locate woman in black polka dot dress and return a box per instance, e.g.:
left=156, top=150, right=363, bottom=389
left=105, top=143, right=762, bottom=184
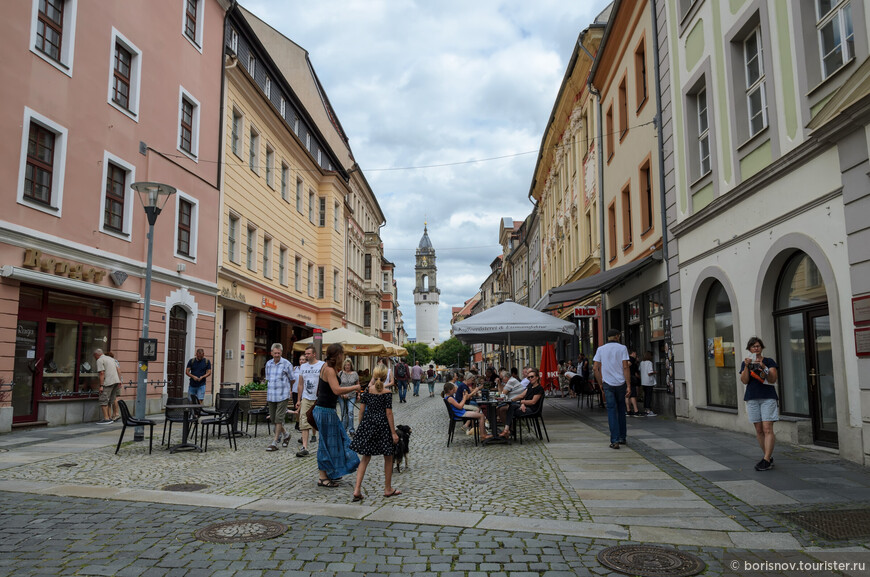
left=351, top=364, right=400, bottom=500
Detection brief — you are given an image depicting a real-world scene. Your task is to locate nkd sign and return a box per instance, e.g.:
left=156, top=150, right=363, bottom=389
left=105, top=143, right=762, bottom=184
left=573, top=306, right=598, bottom=318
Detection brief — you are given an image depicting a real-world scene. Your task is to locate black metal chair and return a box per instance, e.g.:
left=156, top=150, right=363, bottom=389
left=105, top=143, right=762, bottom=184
left=201, top=401, right=240, bottom=452
left=574, top=376, right=597, bottom=409
left=162, top=397, right=198, bottom=447
left=115, top=400, right=156, bottom=455
left=443, top=397, right=479, bottom=447
left=512, top=396, right=549, bottom=444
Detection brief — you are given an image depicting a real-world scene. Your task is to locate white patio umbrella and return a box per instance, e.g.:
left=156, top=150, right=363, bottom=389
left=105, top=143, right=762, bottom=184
left=292, top=327, right=407, bottom=357
left=452, top=300, right=577, bottom=348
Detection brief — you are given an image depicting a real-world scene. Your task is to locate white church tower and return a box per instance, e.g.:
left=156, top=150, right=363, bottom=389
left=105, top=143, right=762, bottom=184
left=413, top=224, right=440, bottom=346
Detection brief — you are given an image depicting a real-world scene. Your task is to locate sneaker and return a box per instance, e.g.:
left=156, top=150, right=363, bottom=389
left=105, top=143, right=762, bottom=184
left=755, top=458, right=773, bottom=471
left=626, top=411, right=636, bottom=417
left=311, top=434, right=317, bottom=443
left=609, top=442, right=620, bottom=449
left=645, top=411, right=657, bottom=417
left=296, top=448, right=310, bottom=457
left=95, top=419, right=114, bottom=425
left=618, top=438, right=626, bottom=444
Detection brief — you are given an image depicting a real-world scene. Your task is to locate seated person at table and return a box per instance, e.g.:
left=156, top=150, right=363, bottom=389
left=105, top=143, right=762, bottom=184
left=499, top=369, right=526, bottom=400
left=442, top=382, right=491, bottom=442
left=499, top=368, right=545, bottom=439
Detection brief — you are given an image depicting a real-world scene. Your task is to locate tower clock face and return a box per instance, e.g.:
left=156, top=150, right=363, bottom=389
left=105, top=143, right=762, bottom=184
left=421, top=257, right=428, bottom=266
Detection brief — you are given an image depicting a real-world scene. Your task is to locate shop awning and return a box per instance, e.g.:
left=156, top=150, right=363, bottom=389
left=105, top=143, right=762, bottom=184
left=534, top=252, right=663, bottom=311
left=250, top=306, right=325, bottom=331
left=0, top=265, right=141, bottom=302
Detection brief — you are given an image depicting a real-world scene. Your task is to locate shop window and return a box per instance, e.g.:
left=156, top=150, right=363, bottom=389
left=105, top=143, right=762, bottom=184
left=703, top=281, right=737, bottom=408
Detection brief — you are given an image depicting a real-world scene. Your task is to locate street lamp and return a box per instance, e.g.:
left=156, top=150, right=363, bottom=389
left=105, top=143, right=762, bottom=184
left=131, top=182, right=176, bottom=440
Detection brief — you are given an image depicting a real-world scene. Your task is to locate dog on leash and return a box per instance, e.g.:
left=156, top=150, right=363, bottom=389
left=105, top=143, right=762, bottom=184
left=395, top=424, right=411, bottom=472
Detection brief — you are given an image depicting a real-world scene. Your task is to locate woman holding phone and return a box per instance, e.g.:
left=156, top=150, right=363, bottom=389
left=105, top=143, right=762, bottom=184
left=740, top=337, right=779, bottom=472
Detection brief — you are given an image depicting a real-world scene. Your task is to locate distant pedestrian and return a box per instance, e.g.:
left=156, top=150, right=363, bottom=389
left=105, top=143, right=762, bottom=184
left=351, top=364, right=400, bottom=500
left=104, top=351, right=123, bottom=421
left=394, top=358, right=410, bottom=402
left=410, top=361, right=423, bottom=397
left=313, top=344, right=362, bottom=487
left=626, top=351, right=641, bottom=416
left=185, top=348, right=212, bottom=405
left=593, top=330, right=631, bottom=449
left=339, top=359, right=359, bottom=436
left=640, top=351, right=657, bottom=416
left=94, top=349, right=121, bottom=424
left=264, top=343, right=295, bottom=452
left=740, top=337, right=779, bottom=472
left=426, top=365, right=436, bottom=397
left=295, top=346, right=322, bottom=456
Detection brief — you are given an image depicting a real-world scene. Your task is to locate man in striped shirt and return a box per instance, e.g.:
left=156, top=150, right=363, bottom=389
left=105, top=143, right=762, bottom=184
left=264, top=343, right=295, bottom=452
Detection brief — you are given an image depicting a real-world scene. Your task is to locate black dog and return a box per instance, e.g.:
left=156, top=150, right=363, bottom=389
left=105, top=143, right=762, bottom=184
left=395, top=424, right=411, bottom=472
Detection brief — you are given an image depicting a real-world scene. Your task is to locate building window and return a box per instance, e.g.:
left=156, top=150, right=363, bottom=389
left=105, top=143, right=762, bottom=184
left=307, top=263, right=314, bottom=296
left=697, top=88, right=711, bottom=176
left=31, top=0, right=77, bottom=75
left=318, top=266, right=325, bottom=299
left=112, top=43, right=132, bottom=111
left=634, top=38, right=647, bottom=109
left=174, top=193, right=198, bottom=260
left=744, top=27, right=767, bottom=138
left=296, top=177, right=303, bottom=212
left=248, top=54, right=256, bottom=78
left=182, top=0, right=205, bottom=49
left=605, top=105, right=614, bottom=160
left=382, top=311, right=389, bottom=331
left=618, top=76, right=628, bottom=138
left=294, top=116, right=299, bottom=135
left=639, top=161, right=653, bottom=234
left=608, top=202, right=617, bottom=261
left=178, top=88, right=200, bottom=159
left=280, top=97, right=286, bottom=118
left=281, top=162, right=289, bottom=201
left=246, top=225, right=257, bottom=271
left=333, top=269, right=339, bottom=302
left=249, top=126, right=259, bottom=173
left=318, top=196, right=326, bottom=227
left=334, top=201, right=341, bottom=231
left=265, top=145, right=275, bottom=188
left=279, top=246, right=287, bottom=285
left=621, top=184, right=632, bottom=250
left=382, top=272, right=389, bottom=292
left=364, top=254, right=372, bottom=280
left=264, top=75, right=271, bottom=99
left=24, top=121, right=55, bottom=206
left=262, top=235, right=272, bottom=279
left=703, top=281, right=737, bottom=408
left=364, top=302, right=371, bottom=327
left=229, top=27, right=238, bottom=54
left=231, top=108, right=242, bottom=157
left=309, top=190, right=315, bottom=223
left=294, top=255, right=301, bottom=290
left=817, top=0, right=854, bottom=79
left=317, top=149, right=322, bottom=165
left=228, top=213, right=240, bottom=263
left=103, top=162, right=126, bottom=233
left=306, top=133, right=311, bottom=151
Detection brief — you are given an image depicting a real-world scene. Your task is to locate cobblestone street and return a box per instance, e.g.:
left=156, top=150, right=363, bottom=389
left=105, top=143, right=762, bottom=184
left=1, top=393, right=870, bottom=575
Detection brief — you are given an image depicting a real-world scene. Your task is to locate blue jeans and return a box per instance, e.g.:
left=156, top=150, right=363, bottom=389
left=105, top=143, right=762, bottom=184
left=188, top=383, right=205, bottom=402
left=603, top=383, right=628, bottom=444
left=412, top=379, right=421, bottom=396
left=397, top=380, right=408, bottom=401
left=339, top=396, right=355, bottom=434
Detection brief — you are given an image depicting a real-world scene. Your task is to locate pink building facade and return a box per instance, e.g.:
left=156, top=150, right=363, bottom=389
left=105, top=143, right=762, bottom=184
left=0, top=0, right=229, bottom=430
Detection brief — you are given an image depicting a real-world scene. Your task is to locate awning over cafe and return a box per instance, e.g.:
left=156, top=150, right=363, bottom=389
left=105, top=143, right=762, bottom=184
left=533, top=251, right=662, bottom=311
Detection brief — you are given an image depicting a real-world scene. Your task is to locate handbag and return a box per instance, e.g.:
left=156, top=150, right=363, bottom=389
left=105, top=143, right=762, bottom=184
left=305, top=404, right=318, bottom=432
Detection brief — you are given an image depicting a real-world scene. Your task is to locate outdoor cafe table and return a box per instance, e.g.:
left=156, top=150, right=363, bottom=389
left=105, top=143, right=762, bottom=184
left=164, top=403, right=203, bottom=453
left=475, top=398, right=510, bottom=445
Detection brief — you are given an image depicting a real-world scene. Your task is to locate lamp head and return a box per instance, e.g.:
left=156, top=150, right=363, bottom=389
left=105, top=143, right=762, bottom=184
left=131, top=181, right=176, bottom=225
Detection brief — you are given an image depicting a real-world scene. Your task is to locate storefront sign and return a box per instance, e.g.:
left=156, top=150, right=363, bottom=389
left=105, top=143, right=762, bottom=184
left=573, top=306, right=598, bottom=318
left=853, top=295, right=870, bottom=326
left=23, top=249, right=107, bottom=283
left=628, top=299, right=641, bottom=325
left=261, top=297, right=278, bottom=310
left=220, top=284, right=247, bottom=303
left=856, top=327, right=870, bottom=357
left=297, top=313, right=312, bottom=321
left=714, top=337, right=724, bottom=367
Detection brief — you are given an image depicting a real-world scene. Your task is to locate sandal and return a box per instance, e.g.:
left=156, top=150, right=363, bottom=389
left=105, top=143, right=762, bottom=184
left=383, top=489, right=402, bottom=497
left=317, top=479, right=340, bottom=488
left=499, top=430, right=511, bottom=439
left=352, top=493, right=364, bottom=502
left=281, top=433, right=291, bottom=447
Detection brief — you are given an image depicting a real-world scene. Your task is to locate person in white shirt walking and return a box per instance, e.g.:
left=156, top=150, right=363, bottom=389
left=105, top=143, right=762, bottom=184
left=295, top=346, right=323, bottom=456
left=593, top=329, right=632, bottom=449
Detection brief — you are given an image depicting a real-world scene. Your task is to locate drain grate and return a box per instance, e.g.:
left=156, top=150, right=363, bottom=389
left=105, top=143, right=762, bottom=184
left=597, top=545, right=706, bottom=577
left=195, top=519, right=287, bottom=543
left=162, top=483, right=209, bottom=492
left=781, top=509, right=870, bottom=540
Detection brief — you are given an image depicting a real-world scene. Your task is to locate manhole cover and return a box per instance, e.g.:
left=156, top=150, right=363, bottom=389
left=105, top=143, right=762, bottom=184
left=781, top=509, right=870, bottom=540
left=597, top=545, right=706, bottom=577
left=57, top=463, right=77, bottom=468
left=195, top=519, right=287, bottom=543
left=163, top=483, right=209, bottom=492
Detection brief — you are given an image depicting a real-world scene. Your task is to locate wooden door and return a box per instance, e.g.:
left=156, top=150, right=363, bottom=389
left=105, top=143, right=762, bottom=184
left=167, top=306, right=187, bottom=397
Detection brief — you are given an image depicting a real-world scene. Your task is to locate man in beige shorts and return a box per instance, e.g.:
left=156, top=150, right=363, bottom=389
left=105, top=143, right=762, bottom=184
left=295, top=346, right=323, bottom=457
left=94, top=349, right=120, bottom=424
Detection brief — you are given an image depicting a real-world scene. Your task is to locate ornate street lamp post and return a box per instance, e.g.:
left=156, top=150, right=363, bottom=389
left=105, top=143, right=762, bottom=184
left=131, top=182, right=176, bottom=440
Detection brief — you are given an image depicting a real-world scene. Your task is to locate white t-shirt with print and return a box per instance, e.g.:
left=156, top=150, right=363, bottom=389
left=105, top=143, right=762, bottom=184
left=297, top=361, right=325, bottom=401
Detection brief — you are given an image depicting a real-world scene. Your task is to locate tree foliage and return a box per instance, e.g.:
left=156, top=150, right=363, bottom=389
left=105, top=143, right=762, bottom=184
left=404, top=342, right=433, bottom=366
left=433, top=337, right=472, bottom=367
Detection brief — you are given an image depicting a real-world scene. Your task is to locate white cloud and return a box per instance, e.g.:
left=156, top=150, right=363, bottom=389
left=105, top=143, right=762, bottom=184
left=241, top=0, right=611, bottom=340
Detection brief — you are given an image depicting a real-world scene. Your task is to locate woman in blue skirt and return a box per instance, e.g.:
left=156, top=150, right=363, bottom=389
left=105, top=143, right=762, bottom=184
left=313, top=343, right=363, bottom=487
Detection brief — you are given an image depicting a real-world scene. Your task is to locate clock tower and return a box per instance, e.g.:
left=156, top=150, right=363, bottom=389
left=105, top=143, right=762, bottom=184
left=413, top=224, right=440, bottom=346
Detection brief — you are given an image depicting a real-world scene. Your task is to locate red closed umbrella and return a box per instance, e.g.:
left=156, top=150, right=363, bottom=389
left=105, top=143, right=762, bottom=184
left=540, top=343, right=559, bottom=392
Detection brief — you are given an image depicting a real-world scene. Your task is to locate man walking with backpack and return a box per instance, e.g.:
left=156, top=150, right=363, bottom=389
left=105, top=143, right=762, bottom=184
left=394, top=358, right=410, bottom=403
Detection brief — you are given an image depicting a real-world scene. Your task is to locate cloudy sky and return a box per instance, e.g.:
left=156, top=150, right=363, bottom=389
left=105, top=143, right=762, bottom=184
left=242, top=0, right=611, bottom=341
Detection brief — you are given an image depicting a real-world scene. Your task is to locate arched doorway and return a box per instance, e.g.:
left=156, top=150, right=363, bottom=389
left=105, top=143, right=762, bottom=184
left=774, top=252, right=837, bottom=447
left=166, top=306, right=188, bottom=398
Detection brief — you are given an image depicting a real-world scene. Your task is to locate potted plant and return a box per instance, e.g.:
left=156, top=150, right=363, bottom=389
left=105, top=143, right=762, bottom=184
left=239, top=380, right=267, bottom=396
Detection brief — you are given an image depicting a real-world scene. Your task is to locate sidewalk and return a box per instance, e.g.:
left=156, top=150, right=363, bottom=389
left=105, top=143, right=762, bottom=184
left=0, top=394, right=868, bottom=575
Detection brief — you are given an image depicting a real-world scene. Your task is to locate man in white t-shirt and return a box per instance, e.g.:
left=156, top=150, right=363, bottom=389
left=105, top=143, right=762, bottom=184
left=593, top=329, right=631, bottom=449
left=94, top=348, right=121, bottom=424
left=294, top=346, right=323, bottom=457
